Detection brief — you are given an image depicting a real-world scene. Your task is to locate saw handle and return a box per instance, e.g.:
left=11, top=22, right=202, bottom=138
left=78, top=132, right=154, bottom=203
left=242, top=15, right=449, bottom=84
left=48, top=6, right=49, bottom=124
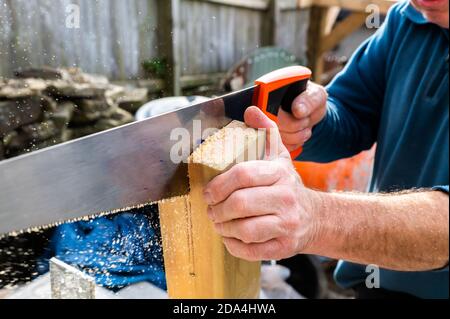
left=253, top=66, right=312, bottom=159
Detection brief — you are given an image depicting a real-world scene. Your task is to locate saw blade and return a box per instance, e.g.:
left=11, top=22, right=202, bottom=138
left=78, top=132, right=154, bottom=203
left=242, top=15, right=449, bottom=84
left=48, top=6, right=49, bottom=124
left=0, top=87, right=256, bottom=236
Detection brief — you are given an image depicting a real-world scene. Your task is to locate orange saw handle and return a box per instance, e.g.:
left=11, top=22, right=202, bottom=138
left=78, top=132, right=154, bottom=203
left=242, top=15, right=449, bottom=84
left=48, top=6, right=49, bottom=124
left=253, top=66, right=312, bottom=159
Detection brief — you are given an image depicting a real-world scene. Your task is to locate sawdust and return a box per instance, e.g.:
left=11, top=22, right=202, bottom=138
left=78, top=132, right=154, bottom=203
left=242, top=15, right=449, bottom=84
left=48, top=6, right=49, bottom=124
left=0, top=201, right=161, bottom=240
left=1, top=204, right=167, bottom=291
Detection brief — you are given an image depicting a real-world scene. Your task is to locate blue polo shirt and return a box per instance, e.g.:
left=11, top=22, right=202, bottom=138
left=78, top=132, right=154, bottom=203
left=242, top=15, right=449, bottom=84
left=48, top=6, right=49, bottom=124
left=300, top=1, right=449, bottom=298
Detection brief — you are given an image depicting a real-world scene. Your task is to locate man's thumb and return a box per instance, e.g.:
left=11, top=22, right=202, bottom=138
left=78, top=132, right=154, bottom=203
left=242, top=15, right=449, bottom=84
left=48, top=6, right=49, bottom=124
left=244, top=106, right=277, bottom=129
left=244, top=106, right=288, bottom=159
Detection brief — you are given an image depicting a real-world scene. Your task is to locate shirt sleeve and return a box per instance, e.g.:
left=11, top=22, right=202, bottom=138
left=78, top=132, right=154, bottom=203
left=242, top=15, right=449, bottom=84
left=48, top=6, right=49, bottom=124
left=433, top=185, right=449, bottom=270
left=299, top=6, right=399, bottom=163
left=433, top=185, right=450, bottom=195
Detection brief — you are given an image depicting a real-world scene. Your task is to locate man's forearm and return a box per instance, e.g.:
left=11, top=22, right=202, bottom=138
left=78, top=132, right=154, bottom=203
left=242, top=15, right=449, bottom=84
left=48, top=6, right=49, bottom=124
left=304, top=190, right=449, bottom=272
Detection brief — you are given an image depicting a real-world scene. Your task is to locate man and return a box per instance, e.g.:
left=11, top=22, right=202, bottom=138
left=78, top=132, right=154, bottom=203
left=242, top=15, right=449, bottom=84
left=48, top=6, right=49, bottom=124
left=204, top=0, right=449, bottom=298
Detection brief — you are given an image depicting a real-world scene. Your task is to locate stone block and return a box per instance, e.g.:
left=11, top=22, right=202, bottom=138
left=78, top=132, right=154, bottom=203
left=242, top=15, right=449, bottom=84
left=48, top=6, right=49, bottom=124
left=0, top=96, right=45, bottom=136
left=46, top=101, right=75, bottom=129
left=71, top=98, right=117, bottom=125
left=0, top=79, right=48, bottom=99
left=70, top=108, right=134, bottom=139
left=105, top=85, right=126, bottom=101
left=14, top=67, right=65, bottom=80
left=45, top=80, right=107, bottom=99
left=5, top=129, right=72, bottom=158
left=67, top=68, right=109, bottom=86
left=116, top=88, right=149, bottom=113
left=20, top=120, right=60, bottom=142
left=97, top=107, right=134, bottom=128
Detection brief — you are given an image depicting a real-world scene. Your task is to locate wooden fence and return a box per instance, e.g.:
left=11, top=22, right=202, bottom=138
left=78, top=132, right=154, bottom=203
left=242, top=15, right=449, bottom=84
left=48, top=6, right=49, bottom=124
left=0, top=0, right=159, bottom=80
left=0, top=0, right=397, bottom=94
left=0, top=0, right=310, bottom=93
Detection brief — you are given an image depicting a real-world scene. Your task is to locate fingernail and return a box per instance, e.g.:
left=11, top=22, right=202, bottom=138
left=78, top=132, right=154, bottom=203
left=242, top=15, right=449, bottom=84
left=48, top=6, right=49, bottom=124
left=299, top=103, right=308, bottom=116
left=203, top=190, right=213, bottom=204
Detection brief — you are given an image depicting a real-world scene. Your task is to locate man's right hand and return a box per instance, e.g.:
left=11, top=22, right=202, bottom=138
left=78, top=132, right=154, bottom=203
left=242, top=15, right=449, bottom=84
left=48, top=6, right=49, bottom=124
left=278, top=82, right=328, bottom=152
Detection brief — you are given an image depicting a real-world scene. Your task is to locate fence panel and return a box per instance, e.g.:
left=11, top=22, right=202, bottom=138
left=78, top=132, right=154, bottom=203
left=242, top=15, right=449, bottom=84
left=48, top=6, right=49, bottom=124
left=0, top=0, right=309, bottom=80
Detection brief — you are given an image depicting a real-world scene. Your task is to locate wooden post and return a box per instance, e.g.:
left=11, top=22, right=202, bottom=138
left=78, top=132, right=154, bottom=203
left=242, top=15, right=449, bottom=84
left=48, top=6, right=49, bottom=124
left=307, top=1, right=397, bottom=83
left=266, top=0, right=282, bottom=46
left=159, top=121, right=266, bottom=299
left=307, top=6, right=333, bottom=83
left=157, top=0, right=182, bottom=96
left=320, top=12, right=367, bottom=54
left=159, top=196, right=196, bottom=298
left=308, top=8, right=369, bottom=83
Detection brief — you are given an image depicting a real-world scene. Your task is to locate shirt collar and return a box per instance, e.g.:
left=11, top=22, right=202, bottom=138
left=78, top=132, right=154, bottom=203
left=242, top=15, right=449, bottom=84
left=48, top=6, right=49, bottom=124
left=400, top=2, right=430, bottom=25
left=400, top=1, right=449, bottom=39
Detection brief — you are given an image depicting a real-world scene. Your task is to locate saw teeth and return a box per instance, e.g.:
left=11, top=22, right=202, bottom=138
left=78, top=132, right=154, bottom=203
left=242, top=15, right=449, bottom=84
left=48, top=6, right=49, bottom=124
left=0, top=200, right=165, bottom=240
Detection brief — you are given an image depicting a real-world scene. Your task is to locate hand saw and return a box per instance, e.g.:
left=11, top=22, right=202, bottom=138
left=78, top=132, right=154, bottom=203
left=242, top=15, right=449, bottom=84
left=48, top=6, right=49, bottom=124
left=0, top=66, right=311, bottom=236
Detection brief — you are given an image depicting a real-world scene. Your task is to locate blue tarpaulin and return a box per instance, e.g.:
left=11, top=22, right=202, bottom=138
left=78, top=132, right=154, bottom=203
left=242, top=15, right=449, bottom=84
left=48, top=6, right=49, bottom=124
left=44, top=206, right=166, bottom=291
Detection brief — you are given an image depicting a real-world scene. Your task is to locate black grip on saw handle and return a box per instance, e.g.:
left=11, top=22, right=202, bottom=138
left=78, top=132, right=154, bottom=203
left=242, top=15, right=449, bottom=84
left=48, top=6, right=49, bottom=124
left=253, top=66, right=312, bottom=159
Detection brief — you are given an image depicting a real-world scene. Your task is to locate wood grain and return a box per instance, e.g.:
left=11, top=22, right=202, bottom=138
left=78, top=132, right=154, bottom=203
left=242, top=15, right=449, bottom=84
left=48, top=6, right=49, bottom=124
left=159, top=121, right=266, bottom=299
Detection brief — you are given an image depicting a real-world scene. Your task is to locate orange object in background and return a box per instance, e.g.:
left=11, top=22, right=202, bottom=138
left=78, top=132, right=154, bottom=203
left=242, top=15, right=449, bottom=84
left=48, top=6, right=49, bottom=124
left=294, top=146, right=376, bottom=192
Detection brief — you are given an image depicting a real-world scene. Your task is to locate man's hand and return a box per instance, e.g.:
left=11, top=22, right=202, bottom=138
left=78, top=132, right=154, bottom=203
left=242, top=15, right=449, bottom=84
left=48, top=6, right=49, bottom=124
left=203, top=107, right=320, bottom=261
left=202, top=108, right=449, bottom=271
left=278, top=82, right=328, bottom=152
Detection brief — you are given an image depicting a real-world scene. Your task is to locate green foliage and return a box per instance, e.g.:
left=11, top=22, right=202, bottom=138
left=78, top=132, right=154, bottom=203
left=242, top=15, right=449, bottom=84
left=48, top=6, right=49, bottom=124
left=142, top=58, right=168, bottom=78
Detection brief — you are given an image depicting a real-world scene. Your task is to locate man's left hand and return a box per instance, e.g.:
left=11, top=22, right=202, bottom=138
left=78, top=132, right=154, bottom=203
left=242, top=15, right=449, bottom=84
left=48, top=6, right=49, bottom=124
left=203, top=107, right=320, bottom=261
